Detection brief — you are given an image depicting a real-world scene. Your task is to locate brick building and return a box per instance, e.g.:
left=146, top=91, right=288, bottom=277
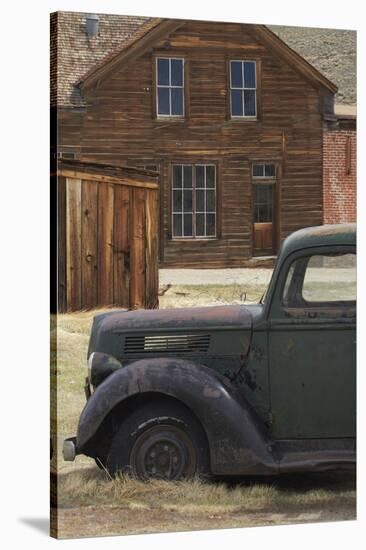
left=323, top=105, right=356, bottom=224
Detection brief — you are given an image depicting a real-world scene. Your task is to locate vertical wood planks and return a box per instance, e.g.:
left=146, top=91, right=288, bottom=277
left=57, top=175, right=67, bottom=312
left=61, top=168, right=159, bottom=311
left=145, top=189, right=159, bottom=308
left=81, top=180, right=98, bottom=308
left=113, top=186, right=130, bottom=306
left=98, top=182, right=114, bottom=306
left=130, top=188, right=146, bottom=309
left=66, top=177, right=82, bottom=310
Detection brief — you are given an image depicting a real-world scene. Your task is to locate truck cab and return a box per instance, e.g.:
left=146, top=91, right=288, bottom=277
left=64, top=224, right=356, bottom=479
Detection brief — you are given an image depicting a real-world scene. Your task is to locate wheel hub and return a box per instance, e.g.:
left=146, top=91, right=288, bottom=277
left=130, top=425, right=196, bottom=480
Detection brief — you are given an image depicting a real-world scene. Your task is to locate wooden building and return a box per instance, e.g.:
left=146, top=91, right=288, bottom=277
left=51, top=13, right=338, bottom=268
left=56, top=160, right=159, bottom=312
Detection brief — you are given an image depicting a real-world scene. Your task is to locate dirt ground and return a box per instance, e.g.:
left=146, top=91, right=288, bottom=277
left=53, top=466, right=356, bottom=539
left=52, top=268, right=356, bottom=539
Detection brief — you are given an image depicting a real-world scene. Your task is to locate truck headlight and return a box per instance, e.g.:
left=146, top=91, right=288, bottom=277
left=87, top=352, right=95, bottom=382
left=87, top=352, right=122, bottom=388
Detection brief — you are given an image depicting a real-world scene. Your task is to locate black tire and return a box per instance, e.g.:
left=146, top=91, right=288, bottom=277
left=104, top=399, right=210, bottom=480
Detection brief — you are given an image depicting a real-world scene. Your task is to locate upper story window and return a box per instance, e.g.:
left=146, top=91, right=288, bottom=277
left=156, top=58, right=184, bottom=117
left=230, top=60, right=257, bottom=118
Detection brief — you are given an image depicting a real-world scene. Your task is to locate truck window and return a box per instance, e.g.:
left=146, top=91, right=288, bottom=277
left=282, top=252, right=356, bottom=308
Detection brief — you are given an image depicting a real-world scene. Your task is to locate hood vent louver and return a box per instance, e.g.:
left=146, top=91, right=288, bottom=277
left=124, top=334, right=211, bottom=355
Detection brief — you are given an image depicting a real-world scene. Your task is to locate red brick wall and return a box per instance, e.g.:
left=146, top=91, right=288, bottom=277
left=323, top=127, right=356, bottom=224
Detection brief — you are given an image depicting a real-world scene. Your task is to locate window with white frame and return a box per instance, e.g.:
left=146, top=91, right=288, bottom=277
left=156, top=58, right=184, bottom=117
left=230, top=60, right=257, bottom=118
left=252, top=163, right=276, bottom=178
left=172, top=164, right=216, bottom=238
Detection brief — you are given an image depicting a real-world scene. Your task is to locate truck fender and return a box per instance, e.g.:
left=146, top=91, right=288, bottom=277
left=77, top=357, right=278, bottom=475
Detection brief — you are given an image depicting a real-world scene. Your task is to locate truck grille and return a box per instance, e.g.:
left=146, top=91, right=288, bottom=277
left=124, top=334, right=211, bottom=355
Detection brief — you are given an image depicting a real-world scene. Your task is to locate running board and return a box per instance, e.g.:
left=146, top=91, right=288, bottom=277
left=278, top=449, right=355, bottom=473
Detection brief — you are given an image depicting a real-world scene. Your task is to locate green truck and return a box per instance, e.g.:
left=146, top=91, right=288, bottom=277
left=63, top=224, right=356, bottom=480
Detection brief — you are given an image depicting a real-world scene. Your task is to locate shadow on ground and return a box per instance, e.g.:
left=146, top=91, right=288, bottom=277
left=18, top=517, right=49, bottom=536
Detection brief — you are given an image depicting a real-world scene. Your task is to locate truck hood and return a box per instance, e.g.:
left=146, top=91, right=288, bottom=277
left=93, top=304, right=251, bottom=332
left=88, top=305, right=252, bottom=359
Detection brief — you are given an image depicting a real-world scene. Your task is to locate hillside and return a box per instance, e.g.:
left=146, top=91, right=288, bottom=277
left=269, top=25, right=356, bottom=105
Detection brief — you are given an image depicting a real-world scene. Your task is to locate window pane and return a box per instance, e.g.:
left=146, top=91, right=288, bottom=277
left=256, top=204, right=264, bottom=223
left=206, top=166, right=215, bottom=188
left=157, top=58, right=169, bottom=85
left=303, top=254, right=356, bottom=303
left=206, top=190, right=216, bottom=212
left=171, top=87, right=183, bottom=116
left=244, top=61, right=256, bottom=88
left=158, top=87, right=170, bottom=115
left=173, top=214, right=182, bottom=237
left=183, top=190, right=193, bottom=212
left=196, top=190, right=204, bottom=211
left=266, top=203, right=273, bottom=222
left=173, top=190, right=182, bottom=212
left=265, top=164, right=276, bottom=177
left=283, top=263, right=296, bottom=306
left=244, top=90, right=256, bottom=116
left=173, top=165, right=182, bottom=188
left=183, top=214, right=193, bottom=237
left=253, top=164, right=264, bottom=177
left=171, top=59, right=183, bottom=86
left=230, top=61, right=243, bottom=88
left=206, top=214, right=216, bottom=236
left=183, top=165, right=193, bottom=188
left=196, top=165, right=205, bottom=188
left=231, top=90, right=243, bottom=116
left=196, top=213, right=205, bottom=236
left=255, top=184, right=273, bottom=222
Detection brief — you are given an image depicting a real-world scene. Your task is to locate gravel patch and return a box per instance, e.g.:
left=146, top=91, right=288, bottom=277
left=160, top=268, right=273, bottom=286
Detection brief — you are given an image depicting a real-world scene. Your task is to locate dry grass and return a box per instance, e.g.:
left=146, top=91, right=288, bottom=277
left=58, top=467, right=354, bottom=514
left=51, top=283, right=356, bottom=538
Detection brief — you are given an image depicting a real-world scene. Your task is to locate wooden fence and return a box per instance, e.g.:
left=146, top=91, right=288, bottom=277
left=57, top=160, right=159, bottom=312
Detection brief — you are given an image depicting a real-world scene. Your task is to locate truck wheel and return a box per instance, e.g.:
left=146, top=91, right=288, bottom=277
left=105, top=400, right=210, bottom=480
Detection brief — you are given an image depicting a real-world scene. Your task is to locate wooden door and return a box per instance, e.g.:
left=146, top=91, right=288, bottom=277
left=253, top=183, right=274, bottom=255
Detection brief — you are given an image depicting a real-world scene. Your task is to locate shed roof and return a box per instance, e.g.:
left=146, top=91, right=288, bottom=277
left=52, top=12, right=354, bottom=107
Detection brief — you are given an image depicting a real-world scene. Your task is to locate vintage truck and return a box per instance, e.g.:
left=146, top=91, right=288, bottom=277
left=63, top=224, right=356, bottom=479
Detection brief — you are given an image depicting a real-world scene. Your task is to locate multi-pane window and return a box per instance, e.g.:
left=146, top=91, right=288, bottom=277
left=156, top=58, right=184, bottom=117
left=172, top=164, right=216, bottom=238
left=230, top=60, right=257, bottom=117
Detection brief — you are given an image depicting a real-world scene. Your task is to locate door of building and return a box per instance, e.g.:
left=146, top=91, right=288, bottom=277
left=252, top=162, right=276, bottom=256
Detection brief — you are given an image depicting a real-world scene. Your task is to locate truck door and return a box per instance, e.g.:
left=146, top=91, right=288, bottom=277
left=268, top=246, right=356, bottom=439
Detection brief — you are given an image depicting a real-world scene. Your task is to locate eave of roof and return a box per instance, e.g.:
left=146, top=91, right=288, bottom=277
left=79, top=18, right=186, bottom=92
left=334, top=104, right=356, bottom=119
left=252, top=25, right=338, bottom=94
left=77, top=18, right=337, bottom=96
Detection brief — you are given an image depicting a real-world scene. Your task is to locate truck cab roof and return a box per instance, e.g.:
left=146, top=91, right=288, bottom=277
left=280, top=223, right=356, bottom=258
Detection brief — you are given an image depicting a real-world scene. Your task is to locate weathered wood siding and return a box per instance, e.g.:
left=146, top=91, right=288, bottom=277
left=57, top=163, right=159, bottom=312
left=58, top=21, right=325, bottom=267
